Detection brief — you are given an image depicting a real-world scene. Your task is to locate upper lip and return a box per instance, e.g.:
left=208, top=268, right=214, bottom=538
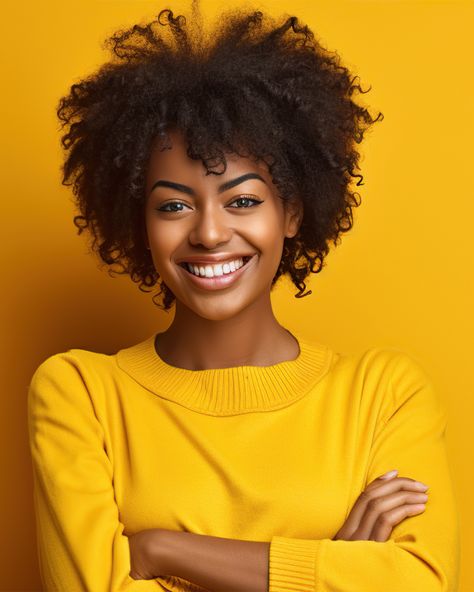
left=176, top=254, right=255, bottom=265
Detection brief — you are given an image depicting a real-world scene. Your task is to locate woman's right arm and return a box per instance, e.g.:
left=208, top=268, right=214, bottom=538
left=27, top=352, right=158, bottom=591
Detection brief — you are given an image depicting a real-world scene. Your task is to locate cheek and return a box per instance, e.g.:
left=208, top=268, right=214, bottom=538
left=247, top=210, right=286, bottom=251
left=147, top=217, right=178, bottom=251
left=146, top=222, right=181, bottom=276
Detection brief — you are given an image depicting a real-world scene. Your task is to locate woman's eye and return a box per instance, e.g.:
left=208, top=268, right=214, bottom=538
left=157, top=202, right=189, bottom=212
left=228, top=196, right=263, bottom=208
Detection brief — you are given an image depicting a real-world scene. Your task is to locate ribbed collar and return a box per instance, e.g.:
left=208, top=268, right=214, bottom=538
left=115, top=330, right=334, bottom=416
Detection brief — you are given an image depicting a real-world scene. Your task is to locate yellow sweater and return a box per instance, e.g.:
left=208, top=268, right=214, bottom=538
left=27, top=330, right=460, bottom=592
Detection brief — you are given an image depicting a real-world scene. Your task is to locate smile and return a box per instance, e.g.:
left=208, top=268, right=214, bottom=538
left=180, top=256, right=252, bottom=278
left=178, top=255, right=256, bottom=291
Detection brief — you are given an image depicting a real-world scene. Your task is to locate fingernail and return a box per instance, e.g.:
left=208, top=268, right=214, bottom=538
left=380, top=469, right=398, bottom=479
left=415, top=482, right=429, bottom=490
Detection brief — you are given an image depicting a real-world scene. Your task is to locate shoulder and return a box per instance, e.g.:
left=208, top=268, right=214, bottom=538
left=328, top=344, right=441, bottom=421
left=30, top=347, right=113, bottom=382
left=28, top=347, right=118, bottom=409
left=333, top=344, right=431, bottom=385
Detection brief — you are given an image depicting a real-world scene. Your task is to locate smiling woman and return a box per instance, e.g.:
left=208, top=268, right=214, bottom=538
left=55, top=2, right=382, bottom=316
left=26, top=1, right=460, bottom=591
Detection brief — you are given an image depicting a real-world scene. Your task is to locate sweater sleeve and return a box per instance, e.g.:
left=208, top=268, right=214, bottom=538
left=268, top=350, right=460, bottom=592
left=27, top=352, right=160, bottom=591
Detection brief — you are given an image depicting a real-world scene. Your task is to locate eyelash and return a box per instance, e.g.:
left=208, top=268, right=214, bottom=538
left=156, top=195, right=263, bottom=213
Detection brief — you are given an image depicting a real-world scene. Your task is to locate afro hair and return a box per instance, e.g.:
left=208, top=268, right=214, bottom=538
left=56, top=0, right=383, bottom=310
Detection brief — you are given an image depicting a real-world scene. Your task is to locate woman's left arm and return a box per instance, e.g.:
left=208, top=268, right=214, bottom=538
left=131, top=351, right=460, bottom=592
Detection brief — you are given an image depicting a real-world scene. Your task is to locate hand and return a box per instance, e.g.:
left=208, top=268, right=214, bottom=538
left=128, top=528, right=163, bottom=580
left=333, top=471, right=429, bottom=542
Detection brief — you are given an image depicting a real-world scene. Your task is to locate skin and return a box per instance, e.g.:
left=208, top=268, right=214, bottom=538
left=128, top=127, right=430, bottom=587
left=143, top=127, right=304, bottom=370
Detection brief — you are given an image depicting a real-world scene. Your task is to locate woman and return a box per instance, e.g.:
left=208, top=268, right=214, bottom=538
left=27, top=3, right=460, bottom=591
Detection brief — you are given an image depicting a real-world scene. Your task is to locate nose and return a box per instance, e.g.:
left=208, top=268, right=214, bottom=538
left=188, top=202, right=233, bottom=249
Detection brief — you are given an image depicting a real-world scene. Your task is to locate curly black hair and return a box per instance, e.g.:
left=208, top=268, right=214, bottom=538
left=56, top=0, right=383, bottom=311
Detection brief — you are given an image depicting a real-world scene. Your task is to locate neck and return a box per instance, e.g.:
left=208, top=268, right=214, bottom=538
left=155, top=294, right=299, bottom=371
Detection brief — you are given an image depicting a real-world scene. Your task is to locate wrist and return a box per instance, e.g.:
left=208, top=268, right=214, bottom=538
left=143, top=528, right=169, bottom=575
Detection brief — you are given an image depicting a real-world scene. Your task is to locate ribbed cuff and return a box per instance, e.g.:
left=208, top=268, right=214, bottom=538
left=269, top=535, right=324, bottom=591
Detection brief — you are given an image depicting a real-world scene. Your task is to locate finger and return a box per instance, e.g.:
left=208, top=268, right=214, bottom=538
left=365, top=474, right=427, bottom=493
left=350, top=490, right=429, bottom=540
left=370, top=504, right=427, bottom=542
left=340, top=477, right=429, bottom=537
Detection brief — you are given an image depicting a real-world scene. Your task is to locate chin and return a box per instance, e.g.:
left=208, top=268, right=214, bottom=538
left=179, top=294, right=256, bottom=322
left=192, top=304, right=246, bottom=322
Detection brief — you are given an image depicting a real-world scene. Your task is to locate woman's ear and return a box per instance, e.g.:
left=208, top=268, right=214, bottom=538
left=284, top=198, right=304, bottom=239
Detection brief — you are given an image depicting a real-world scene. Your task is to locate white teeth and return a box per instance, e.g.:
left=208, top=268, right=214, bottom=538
left=185, top=257, right=246, bottom=278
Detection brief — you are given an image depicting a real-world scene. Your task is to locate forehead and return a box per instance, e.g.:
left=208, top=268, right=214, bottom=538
left=145, top=128, right=273, bottom=189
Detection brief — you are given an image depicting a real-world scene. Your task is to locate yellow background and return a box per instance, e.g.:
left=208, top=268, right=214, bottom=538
left=1, top=0, right=472, bottom=589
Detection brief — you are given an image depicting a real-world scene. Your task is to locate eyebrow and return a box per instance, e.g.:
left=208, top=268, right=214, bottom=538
left=149, top=172, right=266, bottom=197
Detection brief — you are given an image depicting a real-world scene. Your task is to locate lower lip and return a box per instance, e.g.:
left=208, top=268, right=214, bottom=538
left=178, top=256, right=257, bottom=291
